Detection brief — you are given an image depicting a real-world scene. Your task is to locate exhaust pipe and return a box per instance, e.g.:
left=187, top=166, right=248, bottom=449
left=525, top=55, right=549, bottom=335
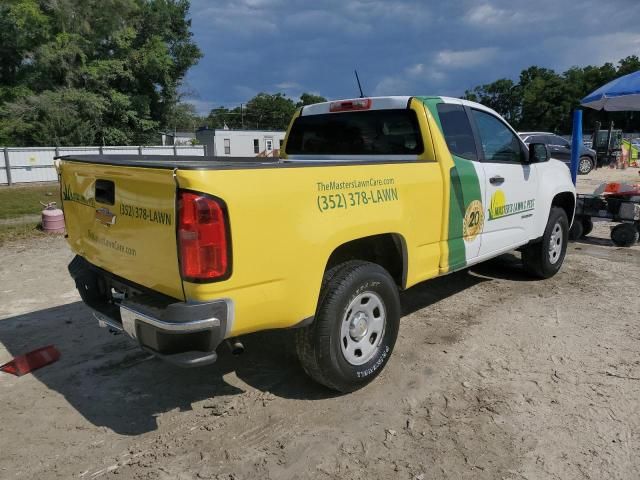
left=225, top=338, right=245, bottom=356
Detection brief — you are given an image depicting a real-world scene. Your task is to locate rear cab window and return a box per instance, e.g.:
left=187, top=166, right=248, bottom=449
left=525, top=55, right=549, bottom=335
left=285, top=109, right=424, bottom=157
left=436, top=103, right=478, bottom=161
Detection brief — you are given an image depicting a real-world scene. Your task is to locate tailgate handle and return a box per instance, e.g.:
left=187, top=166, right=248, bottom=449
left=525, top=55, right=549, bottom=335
left=95, top=179, right=115, bottom=205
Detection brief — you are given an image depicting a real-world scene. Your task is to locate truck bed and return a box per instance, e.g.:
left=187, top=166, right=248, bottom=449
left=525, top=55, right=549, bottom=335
left=56, top=155, right=418, bottom=170
left=57, top=155, right=279, bottom=170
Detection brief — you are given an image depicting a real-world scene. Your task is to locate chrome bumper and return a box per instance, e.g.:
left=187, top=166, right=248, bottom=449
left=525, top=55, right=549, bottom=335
left=119, top=304, right=221, bottom=338
left=92, top=299, right=232, bottom=367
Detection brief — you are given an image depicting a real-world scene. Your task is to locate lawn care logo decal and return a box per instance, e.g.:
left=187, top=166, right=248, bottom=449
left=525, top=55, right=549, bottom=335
left=62, top=182, right=95, bottom=208
left=463, top=200, right=483, bottom=241
left=488, top=190, right=535, bottom=221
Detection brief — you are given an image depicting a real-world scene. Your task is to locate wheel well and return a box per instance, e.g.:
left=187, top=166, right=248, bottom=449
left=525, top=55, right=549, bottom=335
left=551, top=192, right=575, bottom=223
left=325, top=234, right=407, bottom=288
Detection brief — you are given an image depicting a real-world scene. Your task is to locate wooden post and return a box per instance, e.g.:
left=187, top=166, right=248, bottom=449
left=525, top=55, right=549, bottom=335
left=3, top=147, right=12, bottom=186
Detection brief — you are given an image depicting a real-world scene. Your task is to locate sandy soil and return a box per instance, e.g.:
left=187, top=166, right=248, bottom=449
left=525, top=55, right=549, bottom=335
left=0, top=167, right=639, bottom=480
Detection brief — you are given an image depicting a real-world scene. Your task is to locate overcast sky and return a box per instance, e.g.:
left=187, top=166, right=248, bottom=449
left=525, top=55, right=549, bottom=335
left=184, top=0, right=640, bottom=114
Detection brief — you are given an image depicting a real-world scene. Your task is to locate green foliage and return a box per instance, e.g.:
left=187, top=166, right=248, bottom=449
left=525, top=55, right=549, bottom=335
left=203, top=93, right=327, bottom=131
left=0, top=0, right=202, bottom=146
left=297, top=93, right=327, bottom=108
left=463, top=56, right=640, bottom=133
left=166, top=102, right=200, bottom=131
left=244, top=93, right=297, bottom=130
left=464, top=78, right=520, bottom=124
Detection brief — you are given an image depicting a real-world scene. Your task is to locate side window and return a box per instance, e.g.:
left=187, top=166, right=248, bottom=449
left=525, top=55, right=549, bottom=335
left=471, top=109, right=524, bottom=163
left=253, top=139, right=259, bottom=154
left=551, top=135, right=570, bottom=147
left=436, top=103, right=477, bottom=161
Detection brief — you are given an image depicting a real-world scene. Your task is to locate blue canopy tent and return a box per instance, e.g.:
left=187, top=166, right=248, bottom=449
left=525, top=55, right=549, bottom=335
left=581, top=70, right=640, bottom=111
left=565, top=70, right=640, bottom=184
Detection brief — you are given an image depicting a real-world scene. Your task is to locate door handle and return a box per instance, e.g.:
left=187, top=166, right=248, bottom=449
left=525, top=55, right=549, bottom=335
left=489, top=175, right=505, bottom=185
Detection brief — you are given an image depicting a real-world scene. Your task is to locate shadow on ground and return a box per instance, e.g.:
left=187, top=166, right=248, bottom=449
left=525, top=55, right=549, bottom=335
left=573, top=235, right=614, bottom=247
left=0, top=254, right=534, bottom=436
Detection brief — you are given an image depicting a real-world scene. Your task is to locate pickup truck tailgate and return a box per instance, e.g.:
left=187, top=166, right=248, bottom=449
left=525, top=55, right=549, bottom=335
left=59, top=161, right=183, bottom=300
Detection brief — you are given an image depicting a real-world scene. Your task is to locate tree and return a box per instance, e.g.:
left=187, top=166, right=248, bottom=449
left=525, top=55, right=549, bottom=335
left=0, top=0, right=202, bottom=146
left=464, top=79, right=521, bottom=124
left=205, top=93, right=327, bottom=131
left=463, top=56, right=640, bottom=133
left=165, top=102, right=201, bottom=131
left=297, top=93, right=327, bottom=107
left=244, top=93, right=296, bottom=130
left=205, top=106, right=244, bottom=129
left=518, top=66, right=569, bottom=132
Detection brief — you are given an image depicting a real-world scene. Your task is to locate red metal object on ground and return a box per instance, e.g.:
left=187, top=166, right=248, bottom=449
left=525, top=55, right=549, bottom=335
left=0, top=345, right=60, bottom=376
left=603, top=182, right=640, bottom=196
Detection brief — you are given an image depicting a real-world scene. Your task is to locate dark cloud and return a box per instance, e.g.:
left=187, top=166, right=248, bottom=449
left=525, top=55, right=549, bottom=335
left=184, top=0, right=640, bottom=113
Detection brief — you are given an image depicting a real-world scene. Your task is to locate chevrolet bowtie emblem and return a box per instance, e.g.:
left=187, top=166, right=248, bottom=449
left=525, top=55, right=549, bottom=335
left=95, top=208, right=116, bottom=226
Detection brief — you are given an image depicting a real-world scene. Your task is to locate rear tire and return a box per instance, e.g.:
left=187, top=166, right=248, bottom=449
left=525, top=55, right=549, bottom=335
left=295, top=261, right=400, bottom=393
left=568, top=219, right=583, bottom=241
left=611, top=223, right=639, bottom=247
left=569, top=216, right=593, bottom=240
left=578, top=156, right=594, bottom=175
left=522, top=207, right=569, bottom=279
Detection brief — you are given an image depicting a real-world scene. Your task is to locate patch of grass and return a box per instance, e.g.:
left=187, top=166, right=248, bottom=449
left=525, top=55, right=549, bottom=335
left=0, top=183, right=61, bottom=220
left=0, top=222, right=49, bottom=246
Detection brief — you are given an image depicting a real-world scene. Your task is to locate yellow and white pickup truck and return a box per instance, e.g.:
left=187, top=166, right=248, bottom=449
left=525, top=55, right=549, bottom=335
left=58, top=96, right=575, bottom=392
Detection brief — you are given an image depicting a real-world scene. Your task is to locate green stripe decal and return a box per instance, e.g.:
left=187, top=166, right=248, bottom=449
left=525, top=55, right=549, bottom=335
left=416, top=96, right=483, bottom=271
left=418, top=96, right=444, bottom=131
left=447, top=155, right=482, bottom=270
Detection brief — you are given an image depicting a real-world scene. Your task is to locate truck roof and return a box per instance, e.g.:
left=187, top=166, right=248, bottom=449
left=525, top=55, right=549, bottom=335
left=300, top=95, right=500, bottom=117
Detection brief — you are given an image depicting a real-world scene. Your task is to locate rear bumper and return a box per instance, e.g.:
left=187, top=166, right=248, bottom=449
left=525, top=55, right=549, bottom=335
left=69, top=255, right=230, bottom=367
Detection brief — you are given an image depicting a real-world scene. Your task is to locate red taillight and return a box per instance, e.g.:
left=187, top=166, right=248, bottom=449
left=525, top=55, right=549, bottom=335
left=329, top=98, right=372, bottom=112
left=178, top=191, right=230, bottom=281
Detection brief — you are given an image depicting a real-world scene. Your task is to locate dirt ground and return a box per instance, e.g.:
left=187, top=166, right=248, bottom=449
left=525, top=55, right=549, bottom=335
left=1, top=167, right=639, bottom=480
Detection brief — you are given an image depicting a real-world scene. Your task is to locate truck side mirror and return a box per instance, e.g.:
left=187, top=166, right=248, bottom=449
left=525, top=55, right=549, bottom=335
left=528, top=143, right=549, bottom=163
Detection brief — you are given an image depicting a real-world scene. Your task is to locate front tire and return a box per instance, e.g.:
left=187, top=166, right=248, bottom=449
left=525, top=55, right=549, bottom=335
left=578, top=156, right=594, bottom=175
left=295, top=261, right=401, bottom=392
left=522, top=207, right=569, bottom=278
